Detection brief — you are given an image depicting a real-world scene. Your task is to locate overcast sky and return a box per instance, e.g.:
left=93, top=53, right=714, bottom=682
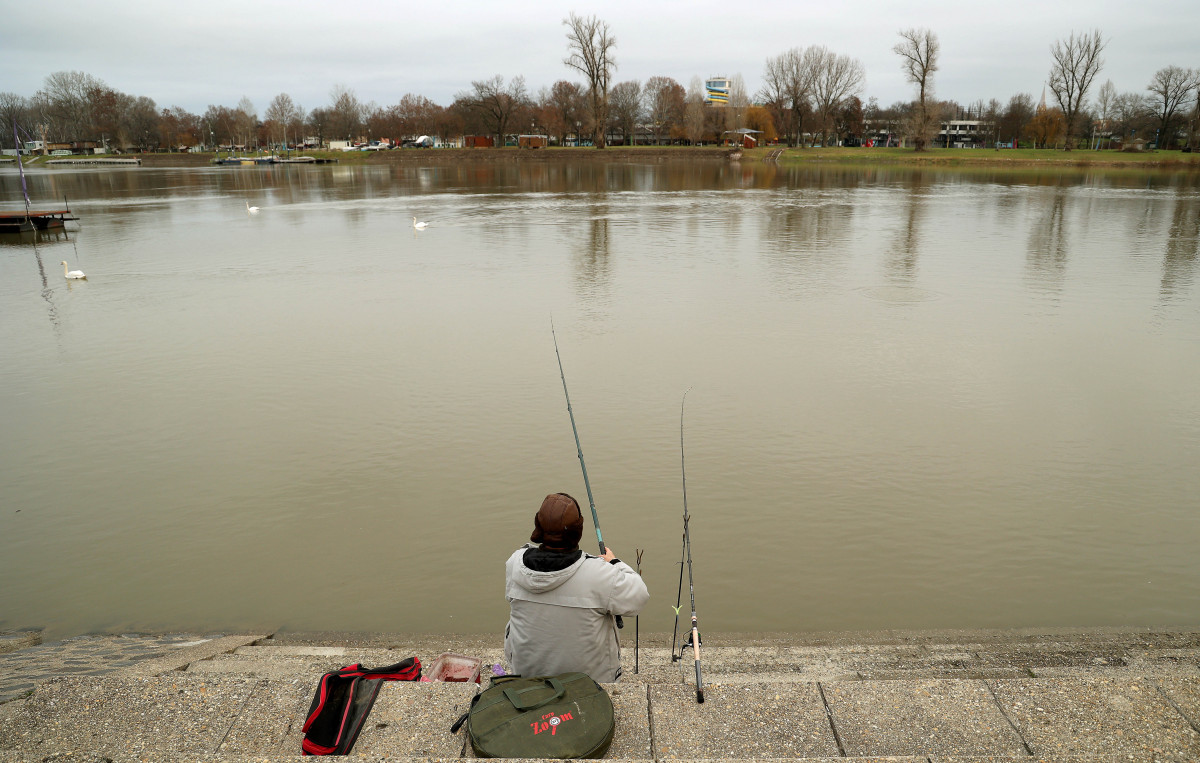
left=3, top=0, right=1197, bottom=117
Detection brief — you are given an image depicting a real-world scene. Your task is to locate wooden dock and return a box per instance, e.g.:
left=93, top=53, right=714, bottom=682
left=0, top=209, right=78, bottom=233
left=46, top=157, right=141, bottom=166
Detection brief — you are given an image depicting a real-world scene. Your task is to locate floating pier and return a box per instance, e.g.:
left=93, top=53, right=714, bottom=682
left=213, top=155, right=338, bottom=165
left=213, top=156, right=277, bottom=165
left=46, top=157, right=142, bottom=166
left=275, top=155, right=338, bottom=164
left=0, top=209, right=78, bottom=233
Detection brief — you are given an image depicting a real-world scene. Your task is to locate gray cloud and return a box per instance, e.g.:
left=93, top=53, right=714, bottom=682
left=2, top=0, right=1196, bottom=115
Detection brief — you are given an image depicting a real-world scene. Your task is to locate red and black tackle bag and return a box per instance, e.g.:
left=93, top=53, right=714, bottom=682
left=301, top=657, right=421, bottom=755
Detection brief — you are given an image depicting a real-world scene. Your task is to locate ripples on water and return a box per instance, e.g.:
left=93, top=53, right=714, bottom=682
left=1, top=162, right=1197, bottom=638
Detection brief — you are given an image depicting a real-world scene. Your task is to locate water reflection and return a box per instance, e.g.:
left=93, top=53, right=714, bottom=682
left=576, top=203, right=612, bottom=308
left=1026, top=187, right=1070, bottom=296
left=1162, top=191, right=1199, bottom=299
left=30, top=240, right=61, bottom=332
left=888, top=174, right=927, bottom=285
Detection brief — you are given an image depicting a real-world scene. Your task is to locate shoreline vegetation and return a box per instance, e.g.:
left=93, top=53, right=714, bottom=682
left=14, top=145, right=1200, bottom=171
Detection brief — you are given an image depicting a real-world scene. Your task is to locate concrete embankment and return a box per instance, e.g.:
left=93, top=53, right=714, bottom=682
left=1, top=628, right=1198, bottom=761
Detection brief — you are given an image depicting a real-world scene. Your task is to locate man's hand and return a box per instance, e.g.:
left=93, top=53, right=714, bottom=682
left=600, top=547, right=617, bottom=562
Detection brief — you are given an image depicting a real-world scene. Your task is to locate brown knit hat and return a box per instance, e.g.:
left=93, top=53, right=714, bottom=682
left=531, top=493, right=584, bottom=549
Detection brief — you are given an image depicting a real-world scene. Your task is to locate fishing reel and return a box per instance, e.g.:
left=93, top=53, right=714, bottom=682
left=671, top=630, right=701, bottom=662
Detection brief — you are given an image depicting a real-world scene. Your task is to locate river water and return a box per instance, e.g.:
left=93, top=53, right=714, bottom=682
left=2, top=160, right=1198, bottom=639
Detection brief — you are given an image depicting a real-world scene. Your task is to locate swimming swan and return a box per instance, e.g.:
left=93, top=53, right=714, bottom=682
left=246, top=201, right=260, bottom=214
left=412, top=216, right=428, bottom=229
left=61, top=261, right=86, bottom=280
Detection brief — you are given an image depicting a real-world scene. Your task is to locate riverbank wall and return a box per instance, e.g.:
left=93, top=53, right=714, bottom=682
left=2, top=628, right=1197, bottom=760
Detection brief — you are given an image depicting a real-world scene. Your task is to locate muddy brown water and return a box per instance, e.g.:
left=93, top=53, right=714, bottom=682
left=1, top=161, right=1197, bottom=639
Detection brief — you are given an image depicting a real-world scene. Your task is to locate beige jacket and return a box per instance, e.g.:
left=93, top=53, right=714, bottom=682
left=504, top=544, right=649, bottom=683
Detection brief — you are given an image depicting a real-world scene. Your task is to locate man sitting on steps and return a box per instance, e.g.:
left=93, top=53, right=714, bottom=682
left=504, top=492, right=650, bottom=683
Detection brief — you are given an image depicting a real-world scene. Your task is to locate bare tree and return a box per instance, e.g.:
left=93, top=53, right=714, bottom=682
left=893, top=28, right=940, bottom=151
left=684, top=77, right=706, bottom=145
left=265, top=93, right=303, bottom=148
left=760, top=47, right=819, bottom=146
left=999, top=93, right=1035, bottom=146
left=725, top=74, right=749, bottom=136
left=1095, top=79, right=1117, bottom=147
left=456, top=75, right=529, bottom=146
left=124, top=95, right=159, bottom=150
left=811, top=48, right=865, bottom=146
left=984, top=98, right=1003, bottom=147
left=1192, top=83, right=1200, bottom=149
left=0, top=92, right=30, bottom=150
left=608, top=80, right=642, bottom=145
left=306, top=107, right=330, bottom=147
left=366, top=103, right=400, bottom=144
left=563, top=13, right=616, bottom=149
left=157, top=106, right=201, bottom=151
left=643, top=76, right=684, bottom=145
left=234, top=96, right=257, bottom=149
left=1110, top=91, right=1155, bottom=144
left=203, top=105, right=235, bottom=148
left=834, top=96, right=864, bottom=145
left=1146, top=66, right=1200, bottom=149
left=540, top=80, right=587, bottom=145
left=395, top=94, right=440, bottom=138
left=327, top=85, right=363, bottom=143
left=36, top=70, right=107, bottom=141
left=1048, top=29, right=1106, bottom=151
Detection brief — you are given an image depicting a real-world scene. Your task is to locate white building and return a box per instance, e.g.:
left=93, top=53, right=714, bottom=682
left=939, top=120, right=991, bottom=148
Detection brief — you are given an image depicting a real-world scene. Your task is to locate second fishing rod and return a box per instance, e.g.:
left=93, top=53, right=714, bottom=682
left=671, top=389, right=704, bottom=703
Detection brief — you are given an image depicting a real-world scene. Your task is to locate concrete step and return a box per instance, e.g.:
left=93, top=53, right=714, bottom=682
left=0, top=633, right=263, bottom=704
left=2, top=631, right=1199, bottom=762
left=184, top=641, right=1200, bottom=683
left=2, top=671, right=1199, bottom=761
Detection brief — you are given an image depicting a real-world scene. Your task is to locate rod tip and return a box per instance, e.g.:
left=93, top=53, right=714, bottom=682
left=696, top=689, right=705, bottom=703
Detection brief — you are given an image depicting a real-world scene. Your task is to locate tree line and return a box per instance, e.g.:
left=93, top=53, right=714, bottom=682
left=2, top=21, right=1197, bottom=153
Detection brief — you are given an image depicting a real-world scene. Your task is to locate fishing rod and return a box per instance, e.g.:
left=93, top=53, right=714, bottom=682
left=670, top=388, right=704, bottom=703
left=13, top=119, right=31, bottom=218
left=551, top=318, right=623, bottom=629
left=634, top=548, right=644, bottom=673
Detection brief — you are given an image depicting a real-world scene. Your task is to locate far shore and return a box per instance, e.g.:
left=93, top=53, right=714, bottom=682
left=14, top=144, right=1200, bottom=171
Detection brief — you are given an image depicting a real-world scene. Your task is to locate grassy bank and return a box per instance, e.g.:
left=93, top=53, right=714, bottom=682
left=18, top=144, right=1200, bottom=171
left=752, top=145, right=1200, bottom=169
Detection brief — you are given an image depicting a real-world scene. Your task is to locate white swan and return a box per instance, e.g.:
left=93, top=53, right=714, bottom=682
left=412, top=216, right=428, bottom=229
left=246, top=201, right=260, bottom=214
left=61, top=261, right=86, bottom=280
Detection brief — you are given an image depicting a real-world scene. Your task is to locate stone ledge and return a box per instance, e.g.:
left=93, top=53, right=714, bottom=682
left=0, top=631, right=1197, bottom=762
